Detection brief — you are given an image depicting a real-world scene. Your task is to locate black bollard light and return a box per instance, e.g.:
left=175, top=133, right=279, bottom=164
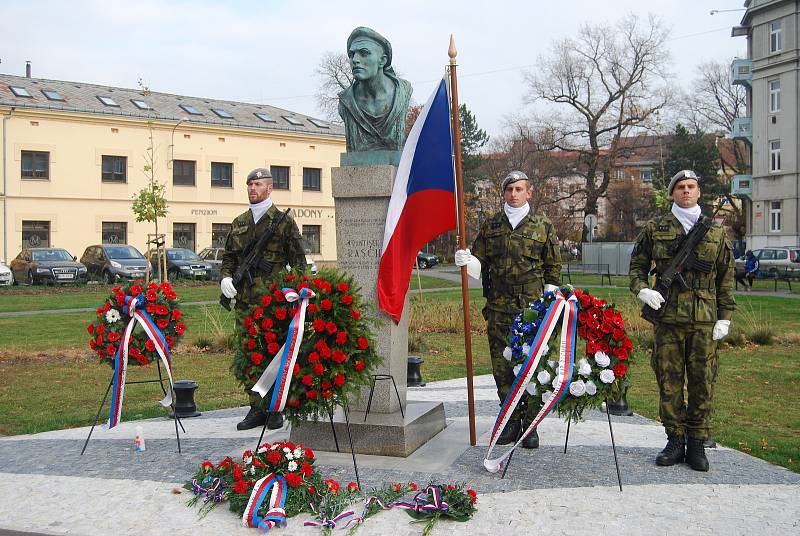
left=407, top=356, right=426, bottom=387
left=171, top=380, right=201, bottom=418
left=606, top=382, right=633, bottom=416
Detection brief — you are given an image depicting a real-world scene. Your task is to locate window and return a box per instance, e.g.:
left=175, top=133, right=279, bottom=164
left=283, top=115, right=304, bottom=126
left=131, top=99, right=151, bottom=110
left=613, top=169, right=624, bottom=179
left=640, top=169, right=652, bottom=182
left=102, top=222, right=127, bottom=244
left=303, top=167, right=321, bottom=191
left=9, top=86, right=32, bottom=98
left=212, top=223, right=232, bottom=248
left=211, top=162, right=233, bottom=188
left=308, top=118, right=329, bottom=128
left=41, top=89, right=64, bottom=101
left=770, top=21, right=782, bottom=53
left=179, top=104, right=203, bottom=116
left=211, top=108, right=233, bottom=119
left=769, top=201, right=782, bottom=232
left=22, top=220, right=50, bottom=248
left=302, top=225, right=321, bottom=254
left=769, top=79, right=781, bottom=113
left=97, top=95, right=119, bottom=107
left=271, top=165, right=290, bottom=190
left=173, top=223, right=196, bottom=251
left=21, top=150, right=49, bottom=180
left=101, top=155, right=127, bottom=183
left=770, top=140, right=781, bottom=172
left=775, top=249, right=788, bottom=260
left=173, top=160, right=196, bottom=186
left=254, top=112, right=276, bottom=123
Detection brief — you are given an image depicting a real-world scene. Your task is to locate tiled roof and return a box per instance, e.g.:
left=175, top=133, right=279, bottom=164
left=0, top=73, right=343, bottom=137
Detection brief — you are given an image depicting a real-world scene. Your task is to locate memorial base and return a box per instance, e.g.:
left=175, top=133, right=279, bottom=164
left=290, top=401, right=446, bottom=457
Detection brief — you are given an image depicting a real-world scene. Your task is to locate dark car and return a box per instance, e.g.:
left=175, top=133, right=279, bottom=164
left=416, top=251, right=439, bottom=269
left=198, top=247, right=224, bottom=280
left=80, top=244, right=149, bottom=283
left=10, top=247, right=88, bottom=285
left=148, top=248, right=213, bottom=280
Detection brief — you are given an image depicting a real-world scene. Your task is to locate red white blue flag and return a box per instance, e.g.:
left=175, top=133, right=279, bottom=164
left=378, top=78, right=456, bottom=323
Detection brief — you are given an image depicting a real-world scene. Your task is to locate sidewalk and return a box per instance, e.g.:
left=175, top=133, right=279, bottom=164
left=1, top=374, right=798, bottom=535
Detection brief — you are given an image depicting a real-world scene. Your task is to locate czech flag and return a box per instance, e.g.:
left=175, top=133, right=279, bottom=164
left=377, top=78, right=456, bottom=323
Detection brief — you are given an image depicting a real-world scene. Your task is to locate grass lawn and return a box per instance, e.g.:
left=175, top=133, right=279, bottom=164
left=0, top=284, right=797, bottom=473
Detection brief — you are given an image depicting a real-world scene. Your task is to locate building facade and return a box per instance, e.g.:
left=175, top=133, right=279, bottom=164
left=732, top=0, right=800, bottom=249
left=0, top=71, right=344, bottom=264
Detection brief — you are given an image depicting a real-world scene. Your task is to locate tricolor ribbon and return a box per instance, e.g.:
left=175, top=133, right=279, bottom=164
left=108, top=294, right=175, bottom=429
left=191, top=477, right=225, bottom=503
left=390, top=486, right=450, bottom=514
left=252, top=287, right=316, bottom=411
left=483, top=291, right=578, bottom=473
left=303, top=506, right=358, bottom=530
left=242, top=473, right=287, bottom=531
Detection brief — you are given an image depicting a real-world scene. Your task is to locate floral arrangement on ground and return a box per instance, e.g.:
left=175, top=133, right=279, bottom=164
left=504, top=286, right=633, bottom=419
left=231, top=267, right=381, bottom=422
left=185, top=443, right=477, bottom=535
left=86, top=280, right=185, bottom=365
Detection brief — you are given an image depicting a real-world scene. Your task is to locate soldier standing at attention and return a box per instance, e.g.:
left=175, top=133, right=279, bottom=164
left=454, top=170, right=561, bottom=448
left=629, top=169, right=735, bottom=471
left=220, top=168, right=307, bottom=431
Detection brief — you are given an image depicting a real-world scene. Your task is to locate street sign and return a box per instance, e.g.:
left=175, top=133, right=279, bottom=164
left=584, top=213, right=598, bottom=230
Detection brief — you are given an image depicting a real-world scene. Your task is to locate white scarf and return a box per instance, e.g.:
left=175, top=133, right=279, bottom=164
left=504, top=202, right=530, bottom=230
left=249, top=197, right=273, bottom=225
left=671, top=202, right=702, bottom=233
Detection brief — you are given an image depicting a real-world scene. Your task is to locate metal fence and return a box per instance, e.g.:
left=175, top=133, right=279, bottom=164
left=580, top=242, right=635, bottom=275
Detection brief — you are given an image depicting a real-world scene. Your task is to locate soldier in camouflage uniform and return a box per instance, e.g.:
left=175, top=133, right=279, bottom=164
left=456, top=171, right=561, bottom=448
left=629, top=170, right=735, bottom=471
left=220, top=168, right=307, bottom=431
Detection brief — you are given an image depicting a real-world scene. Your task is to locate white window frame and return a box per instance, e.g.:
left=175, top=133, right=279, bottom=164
left=769, top=21, right=782, bottom=53
left=769, top=201, right=782, bottom=232
left=769, top=79, right=781, bottom=113
left=769, top=140, right=781, bottom=172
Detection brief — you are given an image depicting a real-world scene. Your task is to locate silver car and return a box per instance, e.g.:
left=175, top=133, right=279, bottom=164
left=735, top=247, right=800, bottom=275
left=0, top=260, right=13, bottom=286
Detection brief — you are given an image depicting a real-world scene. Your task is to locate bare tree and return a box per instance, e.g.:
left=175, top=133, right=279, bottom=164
left=314, top=51, right=353, bottom=123
left=524, top=14, right=671, bottom=240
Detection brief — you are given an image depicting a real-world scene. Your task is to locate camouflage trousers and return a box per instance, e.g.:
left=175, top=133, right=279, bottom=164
left=651, top=323, right=719, bottom=440
left=485, top=308, right=543, bottom=422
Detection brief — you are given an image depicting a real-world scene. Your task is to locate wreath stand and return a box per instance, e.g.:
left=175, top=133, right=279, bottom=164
left=254, top=396, right=362, bottom=490
left=501, top=399, right=623, bottom=491
left=80, top=359, right=185, bottom=455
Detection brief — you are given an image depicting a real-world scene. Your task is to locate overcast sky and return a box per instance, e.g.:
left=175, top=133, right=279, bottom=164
left=0, top=0, right=748, bottom=138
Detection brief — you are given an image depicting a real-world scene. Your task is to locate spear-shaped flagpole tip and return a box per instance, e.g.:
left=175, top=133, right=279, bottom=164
left=448, top=34, right=457, bottom=64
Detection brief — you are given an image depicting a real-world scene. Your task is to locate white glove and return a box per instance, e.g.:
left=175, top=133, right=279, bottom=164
left=454, top=248, right=482, bottom=280
left=220, top=277, right=237, bottom=299
left=638, top=288, right=665, bottom=310
left=544, top=284, right=559, bottom=293
left=454, top=249, right=472, bottom=267
left=712, top=320, right=730, bottom=341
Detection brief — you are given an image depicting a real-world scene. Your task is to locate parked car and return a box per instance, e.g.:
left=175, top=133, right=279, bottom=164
left=10, top=248, right=88, bottom=285
left=80, top=244, right=149, bottom=283
left=416, top=251, right=439, bottom=269
left=147, top=248, right=213, bottom=280
left=0, top=259, right=13, bottom=286
left=198, top=247, right=224, bottom=280
left=735, top=247, right=800, bottom=275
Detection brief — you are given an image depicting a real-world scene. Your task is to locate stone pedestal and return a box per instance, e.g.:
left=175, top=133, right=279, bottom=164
left=290, top=164, right=446, bottom=456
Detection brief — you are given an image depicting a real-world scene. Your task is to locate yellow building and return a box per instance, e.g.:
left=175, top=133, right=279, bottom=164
left=0, top=72, right=344, bottom=265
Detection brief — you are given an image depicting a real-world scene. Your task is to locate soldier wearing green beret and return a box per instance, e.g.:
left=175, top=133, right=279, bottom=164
left=220, top=167, right=307, bottom=431
left=629, top=169, right=736, bottom=471
left=455, top=171, right=562, bottom=448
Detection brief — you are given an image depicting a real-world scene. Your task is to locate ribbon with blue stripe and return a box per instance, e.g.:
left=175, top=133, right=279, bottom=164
left=242, top=473, right=287, bottom=531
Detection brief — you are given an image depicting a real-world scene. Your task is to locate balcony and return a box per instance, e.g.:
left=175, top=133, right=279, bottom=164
left=731, top=174, right=753, bottom=199
left=732, top=117, right=752, bottom=144
left=731, top=58, right=753, bottom=87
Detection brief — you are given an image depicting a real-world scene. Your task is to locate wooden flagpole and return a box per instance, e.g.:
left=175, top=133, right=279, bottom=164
left=448, top=35, right=477, bottom=446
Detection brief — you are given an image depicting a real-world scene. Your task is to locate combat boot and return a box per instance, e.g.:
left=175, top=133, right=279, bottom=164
left=685, top=438, right=710, bottom=472
left=237, top=405, right=268, bottom=431
left=520, top=424, right=539, bottom=449
left=496, top=420, right=521, bottom=445
left=266, top=411, right=284, bottom=430
left=655, top=435, right=685, bottom=466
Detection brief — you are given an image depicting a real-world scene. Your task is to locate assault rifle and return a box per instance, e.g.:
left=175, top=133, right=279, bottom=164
left=219, top=208, right=291, bottom=311
left=641, top=213, right=717, bottom=324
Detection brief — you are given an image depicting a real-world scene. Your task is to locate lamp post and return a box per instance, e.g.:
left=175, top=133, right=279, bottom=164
left=169, top=117, right=188, bottom=168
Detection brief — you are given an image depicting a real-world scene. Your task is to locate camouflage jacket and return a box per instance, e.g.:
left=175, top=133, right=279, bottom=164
left=472, top=209, right=561, bottom=312
left=629, top=212, right=735, bottom=325
left=220, top=204, right=307, bottom=306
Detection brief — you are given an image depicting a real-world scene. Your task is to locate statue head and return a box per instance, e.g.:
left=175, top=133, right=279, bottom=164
left=347, top=27, right=395, bottom=81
